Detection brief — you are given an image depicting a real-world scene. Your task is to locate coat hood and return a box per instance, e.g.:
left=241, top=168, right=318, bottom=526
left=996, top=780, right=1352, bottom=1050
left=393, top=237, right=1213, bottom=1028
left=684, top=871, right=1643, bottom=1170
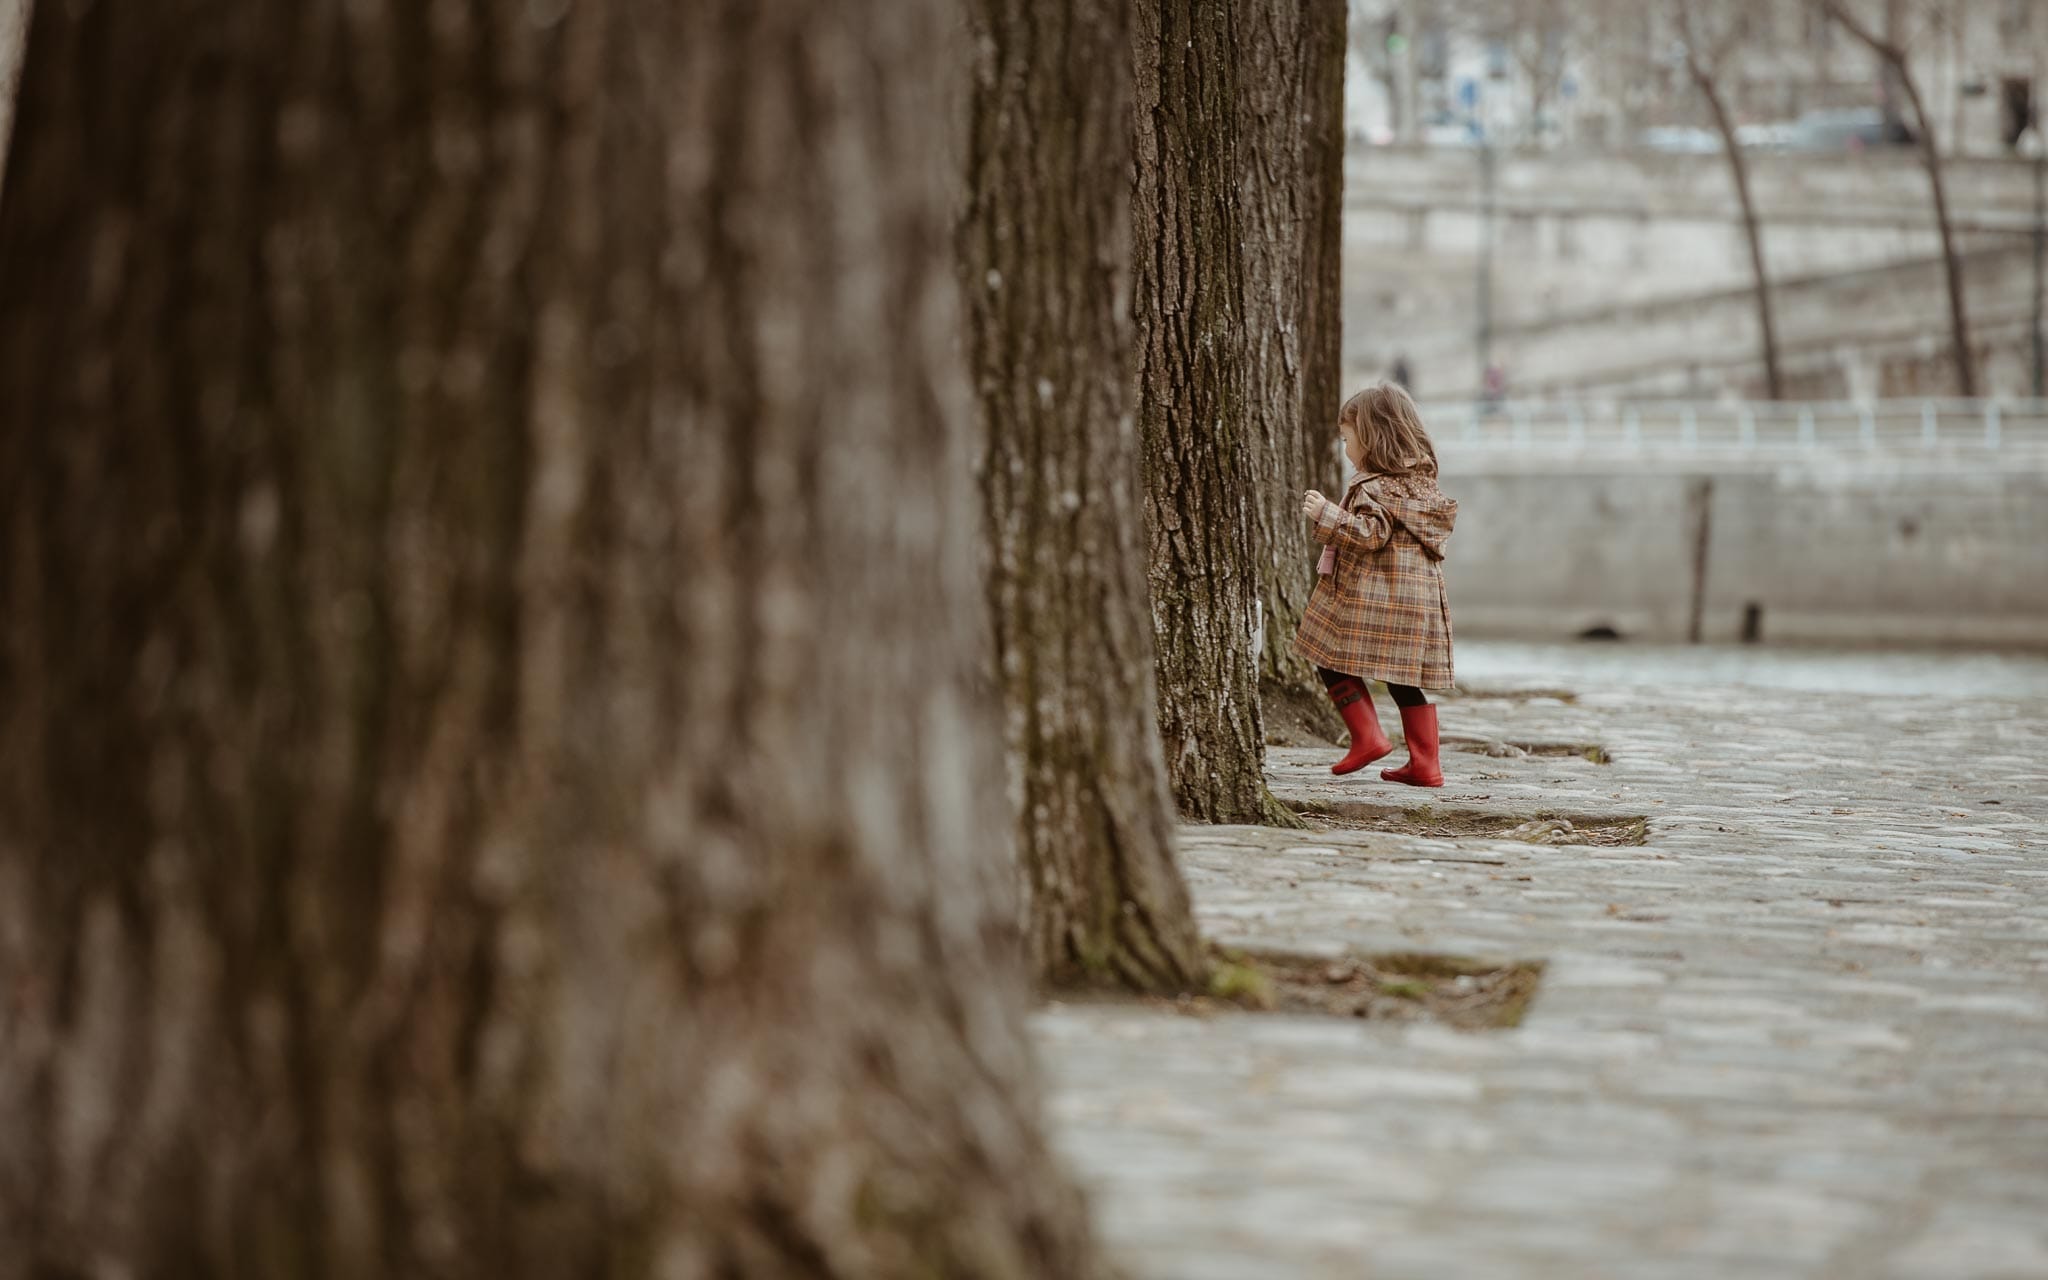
left=1353, top=471, right=1456, bottom=559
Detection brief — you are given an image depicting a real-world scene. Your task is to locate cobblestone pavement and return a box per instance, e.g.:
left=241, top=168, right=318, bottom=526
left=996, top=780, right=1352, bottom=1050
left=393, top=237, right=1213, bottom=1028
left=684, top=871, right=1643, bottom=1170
left=1034, top=644, right=2048, bottom=1280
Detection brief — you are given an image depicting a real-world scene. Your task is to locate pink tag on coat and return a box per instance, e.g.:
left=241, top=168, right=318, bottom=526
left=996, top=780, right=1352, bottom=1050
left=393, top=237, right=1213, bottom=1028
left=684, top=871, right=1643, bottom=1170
left=1316, top=545, right=1336, bottom=576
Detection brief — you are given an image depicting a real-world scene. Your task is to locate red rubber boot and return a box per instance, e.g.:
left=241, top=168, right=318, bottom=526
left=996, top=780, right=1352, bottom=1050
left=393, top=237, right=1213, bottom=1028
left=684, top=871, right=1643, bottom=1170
left=1381, top=703, right=1444, bottom=787
left=1328, top=678, right=1393, bottom=775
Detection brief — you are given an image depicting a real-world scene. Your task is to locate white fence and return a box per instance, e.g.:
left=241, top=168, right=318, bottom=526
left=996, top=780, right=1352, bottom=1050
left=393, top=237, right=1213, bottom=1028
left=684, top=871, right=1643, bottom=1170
left=1429, top=399, right=2048, bottom=453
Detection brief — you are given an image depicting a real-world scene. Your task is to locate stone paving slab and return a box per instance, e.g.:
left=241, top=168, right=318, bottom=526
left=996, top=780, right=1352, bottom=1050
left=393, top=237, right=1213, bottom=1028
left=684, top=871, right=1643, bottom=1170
left=1034, top=650, right=2048, bottom=1279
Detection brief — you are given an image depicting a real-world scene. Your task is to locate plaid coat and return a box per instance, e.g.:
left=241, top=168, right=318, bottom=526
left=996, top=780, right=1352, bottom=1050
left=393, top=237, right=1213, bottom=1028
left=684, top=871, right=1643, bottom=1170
left=1292, top=470, right=1457, bottom=690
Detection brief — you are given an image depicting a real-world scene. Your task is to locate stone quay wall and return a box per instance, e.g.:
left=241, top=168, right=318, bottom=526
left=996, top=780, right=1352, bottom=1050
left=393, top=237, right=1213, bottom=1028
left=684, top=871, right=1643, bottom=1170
left=1436, top=448, right=2048, bottom=650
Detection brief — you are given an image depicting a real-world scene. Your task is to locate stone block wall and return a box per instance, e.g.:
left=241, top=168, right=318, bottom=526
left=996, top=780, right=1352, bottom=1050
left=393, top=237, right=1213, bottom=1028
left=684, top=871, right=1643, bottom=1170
left=1439, top=454, right=2048, bottom=650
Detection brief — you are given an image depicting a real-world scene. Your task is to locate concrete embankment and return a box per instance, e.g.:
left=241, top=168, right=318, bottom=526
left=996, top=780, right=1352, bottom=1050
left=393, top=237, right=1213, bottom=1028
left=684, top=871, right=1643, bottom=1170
left=1438, top=449, right=2048, bottom=649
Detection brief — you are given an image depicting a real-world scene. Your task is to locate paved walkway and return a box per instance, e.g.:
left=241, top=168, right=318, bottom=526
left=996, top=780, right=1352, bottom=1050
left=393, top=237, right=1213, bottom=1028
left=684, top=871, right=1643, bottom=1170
left=1034, top=645, right=2048, bottom=1279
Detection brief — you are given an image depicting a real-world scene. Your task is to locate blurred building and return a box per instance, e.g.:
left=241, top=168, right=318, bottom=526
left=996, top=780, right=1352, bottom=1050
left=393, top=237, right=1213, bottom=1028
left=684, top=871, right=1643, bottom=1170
left=1344, top=0, right=2048, bottom=402
left=1347, top=0, right=2046, bottom=159
left=1345, top=145, right=2043, bottom=400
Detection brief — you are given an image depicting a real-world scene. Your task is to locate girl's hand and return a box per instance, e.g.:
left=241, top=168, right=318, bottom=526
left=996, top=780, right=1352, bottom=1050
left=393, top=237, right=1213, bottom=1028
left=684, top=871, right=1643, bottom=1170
left=1301, top=490, right=1328, bottom=520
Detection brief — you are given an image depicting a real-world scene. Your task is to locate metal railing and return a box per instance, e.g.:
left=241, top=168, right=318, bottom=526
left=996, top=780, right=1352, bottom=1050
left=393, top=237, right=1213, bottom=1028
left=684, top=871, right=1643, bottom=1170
left=1428, top=399, right=2048, bottom=453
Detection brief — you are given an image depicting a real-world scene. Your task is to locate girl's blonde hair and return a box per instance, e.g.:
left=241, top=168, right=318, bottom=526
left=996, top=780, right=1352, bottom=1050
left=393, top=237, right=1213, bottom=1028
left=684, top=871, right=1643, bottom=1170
left=1340, top=382, right=1438, bottom=477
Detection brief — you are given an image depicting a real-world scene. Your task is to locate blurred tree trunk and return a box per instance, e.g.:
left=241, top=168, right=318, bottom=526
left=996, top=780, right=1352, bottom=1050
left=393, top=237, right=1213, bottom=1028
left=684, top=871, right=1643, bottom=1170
left=1678, top=2, right=1785, bottom=399
left=1695, top=75, right=1784, bottom=399
left=0, top=0, right=27, bottom=190
left=1895, top=64, right=1977, bottom=396
left=0, top=4, right=1101, bottom=1277
left=964, top=0, right=1207, bottom=993
left=1356, top=10, right=1401, bottom=141
left=1822, top=0, right=1976, bottom=395
left=1242, top=0, right=1347, bottom=711
left=1133, top=0, right=1298, bottom=826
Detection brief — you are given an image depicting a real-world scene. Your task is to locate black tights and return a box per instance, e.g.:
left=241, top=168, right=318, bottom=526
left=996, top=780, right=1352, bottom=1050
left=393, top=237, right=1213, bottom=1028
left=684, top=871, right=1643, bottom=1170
left=1318, top=666, right=1428, bottom=708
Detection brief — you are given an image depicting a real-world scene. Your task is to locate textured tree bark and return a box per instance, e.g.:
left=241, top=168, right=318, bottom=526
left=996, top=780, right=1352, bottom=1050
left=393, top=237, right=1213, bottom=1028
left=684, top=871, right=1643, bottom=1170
left=1133, top=0, right=1298, bottom=826
left=1293, top=4, right=1347, bottom=521
left=1240, top=0, right=1347, bottom=703
left=0, top=3, right=1101, bottom=1276
left=963, top=0, right=1207, bottom=994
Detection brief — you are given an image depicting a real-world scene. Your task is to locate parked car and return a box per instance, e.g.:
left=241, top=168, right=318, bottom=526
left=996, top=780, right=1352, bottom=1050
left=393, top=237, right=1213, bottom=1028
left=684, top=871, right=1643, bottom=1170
left=1781, top=107, right=1912, bottom=152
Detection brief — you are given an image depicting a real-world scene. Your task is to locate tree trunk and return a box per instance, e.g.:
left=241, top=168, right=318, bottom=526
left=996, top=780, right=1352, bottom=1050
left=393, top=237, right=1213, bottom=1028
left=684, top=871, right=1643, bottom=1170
left=1898, top=63, right=1979, bottom=396
left=1241, top=0, right=1347, bottom=709
left=1133, top=0, right=1298, bottom=827
left=963, top=0, right=1207, bottom=993
left=1689, top=52, right=1786, bottom=399
left=0, top=0, right=26, bottom=194
left=1294, top=0, right=1348, bottom=646
left=1295, top=2, right=1346, bottom=525
left=0, top=4, right=1100, bottom=1276
left=1822, top=0, right=1976, bottom=395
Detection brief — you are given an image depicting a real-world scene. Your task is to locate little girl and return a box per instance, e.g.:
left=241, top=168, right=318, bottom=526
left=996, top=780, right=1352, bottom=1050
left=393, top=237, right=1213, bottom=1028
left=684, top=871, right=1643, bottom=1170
left=1293, top=383, right=1458, bottom=787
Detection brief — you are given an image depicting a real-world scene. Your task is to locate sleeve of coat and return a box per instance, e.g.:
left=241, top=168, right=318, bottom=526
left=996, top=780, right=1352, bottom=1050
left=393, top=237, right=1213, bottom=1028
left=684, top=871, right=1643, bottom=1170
left=1311, top=494, right=1393, bottom=552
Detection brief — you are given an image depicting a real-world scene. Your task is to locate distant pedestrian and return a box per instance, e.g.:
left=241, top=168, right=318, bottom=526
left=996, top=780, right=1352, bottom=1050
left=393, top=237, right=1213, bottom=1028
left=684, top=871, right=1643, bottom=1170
left=1294, top=383, right=1457, bottom=787
left=1391, top=355, right=1413, bottom=393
